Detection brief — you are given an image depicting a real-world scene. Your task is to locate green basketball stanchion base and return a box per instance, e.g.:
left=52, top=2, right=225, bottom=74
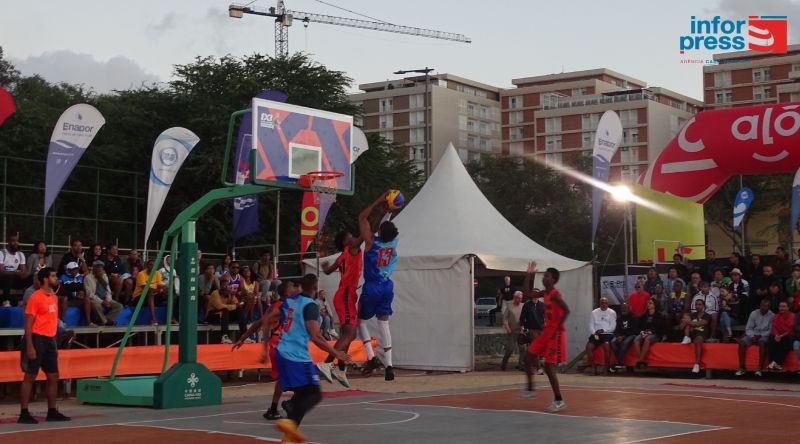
left=153, top=362, right=222, bottom=408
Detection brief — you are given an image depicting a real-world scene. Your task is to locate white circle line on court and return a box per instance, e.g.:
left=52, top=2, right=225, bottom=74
left=225, top=407, right=420, bottom=428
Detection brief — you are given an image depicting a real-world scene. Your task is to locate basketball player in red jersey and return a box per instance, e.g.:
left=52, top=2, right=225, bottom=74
left=521, top=261, right=569, bottom=412
left=316, top=230, right=363, bottom=388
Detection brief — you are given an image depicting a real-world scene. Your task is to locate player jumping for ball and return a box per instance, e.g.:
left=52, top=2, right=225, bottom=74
left=316, top=229, right=364, bottom=388
left=238, top=274, right=349, bottom=443
left=358, top=191, right=399, bottom=381
left=521, top=261, right=569, bottom=412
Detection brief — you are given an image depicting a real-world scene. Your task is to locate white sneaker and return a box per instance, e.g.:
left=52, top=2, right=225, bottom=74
left=536, top=368, right=544, bottom=375
left=755, top=370, right=763, bottom=377
left=768, top=361, right=777, bottom=370
left=316, top=362, right=333, bottom=383
left=331, top=365, right=350, bottom=388
left=244, top=338, right=255, bottom=344
left=546, top=400, right=566, bottom=413
left=692, top=364, right=700, bottom=374
left=221, top=335, right=233, bottom=344
left=329, top=329, right=339, bottom=339
left=735, top=369, right=745, bottom=376
left=681, top=336, right=692, bottom=345
left=518, top=389, right=537, bottom=400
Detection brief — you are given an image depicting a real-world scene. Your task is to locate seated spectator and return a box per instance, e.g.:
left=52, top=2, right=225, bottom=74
left=718, top=286, right=738, bottom=342
left=711, top=269, right=730, bottom=294
left=736, top=298, right=773, bottom=377
left=26, top=240, right=52, bottom=282
left=766, top=281, right=787, bottom=313
left=671, top=253, right=689, bottom=282
left=87, top=243, right=104, bottom=268
left=627, top=282, right=650, bottom=317
left=227, top=262, right=242, bottom=295
left=668, top=280, right=689, bottom=319
left=520, top=288, right=545, bottom=375
left=84, top=260, right=123, bottom=326
left=500, top=290, right=525, bottom=371
left=126, top=249, right=143, bottom=278
left=1, top=233, right=28, bottom=306
left=653, top=283, right=668, bottom=317
left=754, top=265, right=779, bottom=303
left=772, top=246, right=792, bottom=280
left=691, top=281, right=719, bottom=342
left=785, top=264, right=800, bottom=311
left=585, top=297, right=617, bottom=374
left=206, top=276, right=248, bottom=344
left=610, top=303, right=638, bottom=371
left=687, top=272, right=702, bottom=297
left=768, top=301, right=795, bottom=371
left=700, top=249, right=718, bottom=282
left=216, top=254, right=233, bottom=278
left=253, top=251, right=280, bottom=303
left=57, top=261, right=93, bottom=326
left=633, top=298, right=666, bottom=369
left=680, top=299, right=711, bottom=374
left=729, top=268, right=751, bottom=318
left=102, top=244, right=132, bottom=303
left=57, top=239, right=88, bottom=276
left=158, top=255, right=180, bottom=298
left=664, top=266, right=685, bottom=298
left=239, top=265, right=260, bottom=319
left=747, top=254, right=764, bottom=284
left=132, top=259, right=168, bottom=326
left=642, top=268, right=663, bottom=295
left=198, top=263, right=219, bottom=316
left=728, top=252, right=748, bottom=280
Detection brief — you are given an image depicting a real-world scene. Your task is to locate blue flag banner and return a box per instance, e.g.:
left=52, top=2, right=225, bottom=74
left=590, top=111, right=623, bottom=251
left=733, top=187, right=754, bottom=230
left=233, top=90, right=288, bottom=241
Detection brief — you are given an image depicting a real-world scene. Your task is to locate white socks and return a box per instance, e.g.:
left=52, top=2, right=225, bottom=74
left=378, top=320, right=392, bottom=367
left=359, top=323, right=375, bottom=359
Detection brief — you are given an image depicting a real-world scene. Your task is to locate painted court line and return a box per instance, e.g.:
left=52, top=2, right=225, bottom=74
left=121, top=423, right=282, bottom=442
left=224, top=408, right=420, bottom=428
left=625, top=427, right=731, bottom=444
left=562, top=387, right=800, bottom=410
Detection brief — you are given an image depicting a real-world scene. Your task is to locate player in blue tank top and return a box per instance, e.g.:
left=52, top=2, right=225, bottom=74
left=357, top=191, right=401, bottom=381
left=234, top=274, right=349, bottom=444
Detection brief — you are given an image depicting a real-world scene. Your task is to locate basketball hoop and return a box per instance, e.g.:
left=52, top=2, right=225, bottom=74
left=299, top=171, right=344, bottom=205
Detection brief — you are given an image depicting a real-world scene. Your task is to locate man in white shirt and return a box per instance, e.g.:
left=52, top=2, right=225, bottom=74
left=691, top=281, right=720, bottom=342
left=500, top=291, right=525, bottom=371
left=84, top=261, right=123, bottom=326
left=1, top=233, right=28, bottom=306
left=585, top=297, right=617, bottom=374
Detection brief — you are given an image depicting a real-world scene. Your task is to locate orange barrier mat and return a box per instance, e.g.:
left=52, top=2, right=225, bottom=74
left=0, top=339, right=374, bottom=382
left=591, top=342, right=799, bottom=370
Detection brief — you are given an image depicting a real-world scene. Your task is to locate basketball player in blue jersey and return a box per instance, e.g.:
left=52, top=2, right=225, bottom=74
left=248, top=273, right=350, bottom=444
left=357, top=191, right=400, bottom=381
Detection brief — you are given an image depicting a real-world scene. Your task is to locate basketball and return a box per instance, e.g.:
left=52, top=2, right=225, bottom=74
left=386, top=189, right=405, bottom=210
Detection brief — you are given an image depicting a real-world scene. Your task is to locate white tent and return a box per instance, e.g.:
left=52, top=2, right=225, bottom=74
left=311, top=144, right=593, bottom=371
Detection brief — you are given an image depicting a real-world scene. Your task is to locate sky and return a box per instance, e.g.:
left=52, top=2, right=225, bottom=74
left=2, top=0, right=799, bottom=98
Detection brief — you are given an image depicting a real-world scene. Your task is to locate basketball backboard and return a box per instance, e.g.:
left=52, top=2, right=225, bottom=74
left=251, top=98, right=354, bottom=194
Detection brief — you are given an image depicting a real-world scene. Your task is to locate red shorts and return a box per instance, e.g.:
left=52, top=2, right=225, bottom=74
left=268, top=335, right=280, bottom=379
left=528, top=328, right=566, bottom=365
left=334, top=285, right=358, bottom=326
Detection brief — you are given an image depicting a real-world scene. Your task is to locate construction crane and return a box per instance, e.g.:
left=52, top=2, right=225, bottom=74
left=229, top=1, right=471, bottom=56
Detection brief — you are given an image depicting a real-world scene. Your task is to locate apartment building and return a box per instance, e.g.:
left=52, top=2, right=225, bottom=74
left=349, top=73, right=502, bottom=173
left=703, top=44, right=800, bottom=108
left=500, top=68, right=703, bottom=183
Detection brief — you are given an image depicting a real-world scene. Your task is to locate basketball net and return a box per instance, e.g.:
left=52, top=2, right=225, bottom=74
left=310, top=176, right=339, bottom=205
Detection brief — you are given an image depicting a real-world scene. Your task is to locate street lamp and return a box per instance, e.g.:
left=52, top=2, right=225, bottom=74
left=394, top=67, right=434, bottom=178
left=611, top=185, right=633, bottom=298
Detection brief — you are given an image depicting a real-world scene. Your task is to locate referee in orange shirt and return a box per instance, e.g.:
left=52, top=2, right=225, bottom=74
left=18, top=267, right=70, bottom=424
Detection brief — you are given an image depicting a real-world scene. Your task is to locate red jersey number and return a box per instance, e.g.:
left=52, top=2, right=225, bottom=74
left=377, top=247, right=394, bottom=267
left=282, top=307, right=295, bottom=333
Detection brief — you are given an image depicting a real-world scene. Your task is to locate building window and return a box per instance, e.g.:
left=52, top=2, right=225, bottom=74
left=509, top=96, right=522, bottom=109
left=379, top=114, right=393, bottom=129
left=582, top=131, right=595, bottom=148
left=622, top=128, right=638, bottom=144
left=670, top=115, right=686, bottom=138
left=509, top=142, right=524, bottom=156
left=581, top=113, right=600, bottom=130
left=510, top=127, right=524, bottom=141
left=621, top=166, right=640, bottom=183
left=510, top=111, right=524, bottom=124
left=753, top=68, right=771, bottom=83
left=408, top=145, right=426, bottom=161
left=620, top=147, right=632, bottom=163
left=380, top=131, right=394, bottom=142
left=379, top=98, right=393, bottom=113
left=545, top=135, right=562, bottom=151
left=409, top=128, right=425, bottom=143
left=715, top=89, right=732, bottom=104
left=410, top=94, right=424, bottom=108
left=410, top=110, right=425, bottom=126
left=714, top=71, right=731, bottom=87
left=546, top=152, right=563, bottom=167
left=619, top=109, right=638, bottom=126
left=544, top=117, right=562, bottom=133
left=572, top=87, right=588, bottom=96
left=753, top=86, right=771, bottom=101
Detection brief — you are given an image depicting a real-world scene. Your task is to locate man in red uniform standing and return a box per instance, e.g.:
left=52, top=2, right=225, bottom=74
left=521, top=261, right=570, bottom=413
left=317, top=230, right=363, bottom=388
left=18, top=267, right=70, bottom=424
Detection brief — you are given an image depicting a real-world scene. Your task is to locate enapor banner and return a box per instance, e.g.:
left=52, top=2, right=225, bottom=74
left=299, top=192, right=319, bottom=259
left=0, top=87, right=14, bottom=126
left=641, top=102, right=800, bottom=203
left=233, top=90, right=288, bottom=241
left=733, top=187, right=754, bottom=230
left=145, top=127, right=200, bottom=245
left=591, top=110, right=623, bottom=249
left=44, top=104, right=106, bottom=215
left=791, top=168, right=800, bottom=235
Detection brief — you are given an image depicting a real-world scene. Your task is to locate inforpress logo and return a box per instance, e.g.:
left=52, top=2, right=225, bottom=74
left=679, top=15, right=788, bottom=55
